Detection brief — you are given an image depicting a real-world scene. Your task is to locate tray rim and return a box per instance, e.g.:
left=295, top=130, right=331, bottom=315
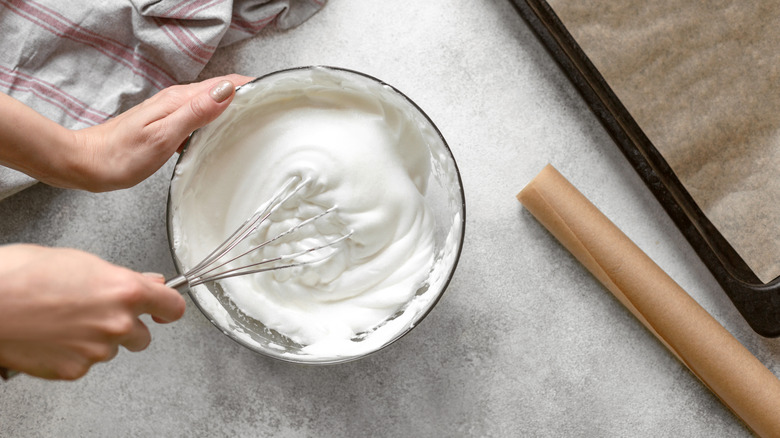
left=509, top=0, right=780, bottom=337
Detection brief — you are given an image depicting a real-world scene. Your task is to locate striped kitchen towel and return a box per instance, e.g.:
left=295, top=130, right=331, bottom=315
left=0, top=0, right=325, bottom=199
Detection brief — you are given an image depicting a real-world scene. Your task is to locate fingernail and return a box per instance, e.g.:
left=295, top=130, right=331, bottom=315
left=209, top=80, right=234, bottom=103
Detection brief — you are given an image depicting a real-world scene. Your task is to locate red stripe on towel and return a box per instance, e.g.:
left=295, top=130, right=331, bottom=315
left=2, top=0, right=176, bottom=89
left=0, top=66, right=110, bottom=125
left=163, top=0, right=225, bottom=20
left=229, top=13, right=276, bottom=34
left=154, top=0, right=231, bottom=64
left=155, top=18, right=214, bottom=65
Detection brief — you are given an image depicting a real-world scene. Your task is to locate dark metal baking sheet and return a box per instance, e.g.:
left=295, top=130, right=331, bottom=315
left=509, top=0, right=780, bottom=337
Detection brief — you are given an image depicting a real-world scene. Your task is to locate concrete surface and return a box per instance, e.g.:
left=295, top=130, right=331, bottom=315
left=1, top=0, right=777, bottom=436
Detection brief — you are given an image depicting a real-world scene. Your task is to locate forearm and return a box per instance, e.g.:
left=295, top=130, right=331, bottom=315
left=0, top=75, right=247, bottom=193
left=0, top=92, right=79, bottom=188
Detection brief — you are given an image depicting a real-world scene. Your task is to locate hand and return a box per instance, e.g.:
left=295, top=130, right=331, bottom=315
left=70, top=74, right=254, bottom=191
left=0, top=244, right=186, bottom=380
left=0, top=74, right=253, bottom=192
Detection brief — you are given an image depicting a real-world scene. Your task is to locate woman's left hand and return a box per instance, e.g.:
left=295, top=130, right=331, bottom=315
left=69, top=74, right=253, bottom=192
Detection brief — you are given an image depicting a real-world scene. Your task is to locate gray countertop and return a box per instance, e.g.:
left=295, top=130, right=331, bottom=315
left=1, top=1, right=777, bottom=436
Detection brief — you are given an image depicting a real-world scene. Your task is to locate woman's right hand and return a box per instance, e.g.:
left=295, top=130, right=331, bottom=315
left=0, top=244, right=185, bottom=380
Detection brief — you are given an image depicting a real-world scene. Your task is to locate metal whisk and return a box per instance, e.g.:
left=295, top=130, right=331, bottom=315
left=166, top=176, right=352, bottom=290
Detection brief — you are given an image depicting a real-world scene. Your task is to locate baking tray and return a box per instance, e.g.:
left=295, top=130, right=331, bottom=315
left=509, top=0, right=780, bottom=337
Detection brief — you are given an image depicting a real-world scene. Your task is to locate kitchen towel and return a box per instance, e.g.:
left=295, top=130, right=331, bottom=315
left=0, top=0, right=324, bottom=200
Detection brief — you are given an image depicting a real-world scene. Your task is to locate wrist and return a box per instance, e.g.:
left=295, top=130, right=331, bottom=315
left=44, top=126, right=85, bottom=189
left=65, top=127, right=103, bottom=191
left=0, top=93, right=84, bottom=189
left=31, top=126, right=86, bottom=190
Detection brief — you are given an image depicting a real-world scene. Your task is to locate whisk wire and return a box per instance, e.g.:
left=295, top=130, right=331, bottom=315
left=194, top=204, right=338, bottom=283
left=189, top=231, right=353, bottom=286
left=167, top=175, right=351, bottom=290
left=187, top=176, right=302, bottom=278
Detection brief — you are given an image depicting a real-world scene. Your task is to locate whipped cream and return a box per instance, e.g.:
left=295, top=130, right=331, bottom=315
left=169, top=67, right=455, bottom=360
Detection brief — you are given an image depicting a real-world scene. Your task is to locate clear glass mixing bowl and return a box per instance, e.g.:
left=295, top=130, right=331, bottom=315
left=166, top=66, right=465, bottom=364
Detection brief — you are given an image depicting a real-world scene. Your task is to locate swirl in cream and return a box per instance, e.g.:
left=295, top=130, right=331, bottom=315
left=170, top=67, right=440, bottom=358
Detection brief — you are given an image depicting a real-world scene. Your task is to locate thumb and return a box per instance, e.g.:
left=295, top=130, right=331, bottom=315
left=141, top=272, right=166, bottom=284
left=165, top=79, right=236, bottom=142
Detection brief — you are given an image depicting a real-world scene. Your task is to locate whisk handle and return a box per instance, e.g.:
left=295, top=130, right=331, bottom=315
left=165, top=275, right=189, bottom=291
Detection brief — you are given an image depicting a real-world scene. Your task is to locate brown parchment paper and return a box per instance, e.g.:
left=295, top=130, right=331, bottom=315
left=547, top=0, right=780, bottom=282
left=518, top=165, right=780, bottom=438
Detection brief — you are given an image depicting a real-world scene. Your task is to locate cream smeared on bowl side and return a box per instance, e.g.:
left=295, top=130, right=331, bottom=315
left=169, top=67, right=453, bottom=360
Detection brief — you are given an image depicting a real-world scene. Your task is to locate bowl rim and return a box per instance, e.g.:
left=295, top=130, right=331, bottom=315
left=166, top=65, right=467, bottom=364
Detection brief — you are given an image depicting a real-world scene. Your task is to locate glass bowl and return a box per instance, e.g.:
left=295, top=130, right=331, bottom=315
left=166, top=66, right=465, bottom=364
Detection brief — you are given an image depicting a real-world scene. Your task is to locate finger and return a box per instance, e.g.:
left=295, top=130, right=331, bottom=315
left=168, top=74, right=253, bottom=101
left=152, top=314, right=170, bottom=324
left=142, top=272, right=166, bottom=284
left=123, top=74, right=253, bottom=126
left=85, top=342, right=119, bottom=363
left=155, top=74, right=254, bottom=141
left=102, top=344, right=120, bottom=362
left=120, top=318, right=152, bottom=352
left=161, top=79, right=237, bottom=142
left=135, top=278, right=186, bottom=323
left=141, top=272, right=177, bottom=323
left=146, top=75, right=236, bottom=108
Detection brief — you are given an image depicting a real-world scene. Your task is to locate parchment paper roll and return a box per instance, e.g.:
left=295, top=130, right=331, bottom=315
left=517, top=164, right=780, bottom=438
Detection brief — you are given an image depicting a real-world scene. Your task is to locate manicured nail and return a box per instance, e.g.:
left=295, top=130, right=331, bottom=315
left=209, top=80, right=234, bottom=103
